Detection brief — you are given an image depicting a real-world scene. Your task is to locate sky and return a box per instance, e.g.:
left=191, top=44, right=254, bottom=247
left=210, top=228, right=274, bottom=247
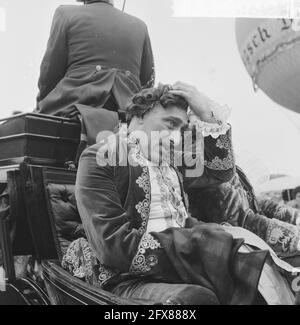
left=1, top=0, right=300, bottom=186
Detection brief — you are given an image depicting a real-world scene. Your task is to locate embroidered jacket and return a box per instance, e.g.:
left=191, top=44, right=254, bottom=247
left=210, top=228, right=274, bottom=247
left=74, top=125, right=235, bottom=288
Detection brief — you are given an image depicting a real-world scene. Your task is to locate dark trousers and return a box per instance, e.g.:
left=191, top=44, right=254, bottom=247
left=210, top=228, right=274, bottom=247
left=110, top=279, right=220, bottom=305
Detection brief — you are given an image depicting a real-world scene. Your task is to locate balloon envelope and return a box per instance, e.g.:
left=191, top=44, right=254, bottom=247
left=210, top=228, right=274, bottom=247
left=235, top=18, right=300, bottom=113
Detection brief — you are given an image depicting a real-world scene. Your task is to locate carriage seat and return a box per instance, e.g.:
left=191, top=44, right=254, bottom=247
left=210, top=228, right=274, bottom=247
left=46, top=183, right=85, bottom=255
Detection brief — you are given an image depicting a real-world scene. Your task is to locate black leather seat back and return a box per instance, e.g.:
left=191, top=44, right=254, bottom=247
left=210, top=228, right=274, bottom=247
left=45, top=183, right=85, bottom=257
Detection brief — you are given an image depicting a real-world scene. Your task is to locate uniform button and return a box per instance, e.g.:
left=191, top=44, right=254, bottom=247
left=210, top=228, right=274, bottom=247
left=125, top=70, right=131, bottom=76
left=96, top=65, right=102, bottom=72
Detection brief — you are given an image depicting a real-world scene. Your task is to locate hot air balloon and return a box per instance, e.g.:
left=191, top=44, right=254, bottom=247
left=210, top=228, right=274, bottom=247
left=235, top=18, right=300, bottom=113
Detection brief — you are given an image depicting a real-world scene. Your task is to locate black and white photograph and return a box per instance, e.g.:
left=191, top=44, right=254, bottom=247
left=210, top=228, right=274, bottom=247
left=1, top=0, right=300, bottom=307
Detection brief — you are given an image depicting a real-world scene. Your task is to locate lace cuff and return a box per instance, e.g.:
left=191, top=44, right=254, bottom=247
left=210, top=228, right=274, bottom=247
left=197, top=121, right=231, bottom=139
left=188, top=102, right=231, bottom=138
left=189, top=113, right=231, bottom=138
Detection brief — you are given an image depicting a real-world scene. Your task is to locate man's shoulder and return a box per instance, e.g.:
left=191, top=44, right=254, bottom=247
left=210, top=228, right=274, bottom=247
left=56, top=4, right=80, bottom=11
left=100, top=5, right=148, bottom=30
left=56, top=4, right=147, bottom=31
left=80, top=132, right=128, bottom=168
left=80, top=139, right=115, bottom=162
left=55, top=5, right=79, bottom=13
left=120, top=11, right=147, bottom=28
left=53, top=5, right=79, bottom=20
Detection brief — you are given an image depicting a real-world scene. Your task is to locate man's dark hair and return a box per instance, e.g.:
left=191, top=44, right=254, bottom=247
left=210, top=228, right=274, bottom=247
left=294, top=186, right=300, bottom=198
left=126, top=84, right=188, bottom=122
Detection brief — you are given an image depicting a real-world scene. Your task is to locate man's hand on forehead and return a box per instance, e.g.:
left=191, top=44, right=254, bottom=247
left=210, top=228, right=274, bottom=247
left=169, top=81, right=215, bottom=123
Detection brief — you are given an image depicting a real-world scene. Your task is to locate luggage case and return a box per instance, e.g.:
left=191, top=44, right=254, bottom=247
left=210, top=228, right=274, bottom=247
left=0, top=113, right=81, bottom=167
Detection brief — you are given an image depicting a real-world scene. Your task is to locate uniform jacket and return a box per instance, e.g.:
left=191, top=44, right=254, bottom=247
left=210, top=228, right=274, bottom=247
left=36, top=1, right=155, bottom=116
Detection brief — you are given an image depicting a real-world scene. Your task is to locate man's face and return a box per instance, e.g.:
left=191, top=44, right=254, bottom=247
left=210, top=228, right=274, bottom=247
left=134, top=104, right=188, bottom=164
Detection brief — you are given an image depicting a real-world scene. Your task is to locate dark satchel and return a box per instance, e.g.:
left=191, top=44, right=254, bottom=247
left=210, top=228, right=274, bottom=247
left=0, top=113, right=81, bottom=168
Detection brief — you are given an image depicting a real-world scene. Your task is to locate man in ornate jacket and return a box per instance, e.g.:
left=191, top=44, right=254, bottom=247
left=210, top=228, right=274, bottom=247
left=63, top=83, right=295, bottom=305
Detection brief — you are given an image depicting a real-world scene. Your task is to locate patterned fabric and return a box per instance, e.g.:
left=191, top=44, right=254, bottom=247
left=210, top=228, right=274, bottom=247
left=147, top=165, right=188, bottom=232
left=62, top=238, right=118, bottom=286
left=204, top=133, right=235, bottom=171
left=152, top=166, right=172, bottom=227
left=197, top=122, right=231, bottom=139
left=243, top=210, right=300, bottom=257
left=130, top=233, right=162, bottom=274
left=62, top=238, right=95, bottom=282
left=187, top=104, right=231, bottom=139
left=189, top=169, right=300, bottom=259
left=98, top=264, right=119, bottom=285
left=127, top=135, right=152, bottom=236
left=204, top=155, right=235, bottom=171
left=62, top=235, right=161, bottom=285
left=129, top=135, right=187, bottom=273
left=134, top=166, right=151, bottom=236
left=135, top=196, right=151, bottom=236
left=266, top=219, right=300, bottom=255
left=128, top=128, right=188, bottom=233
left=216, top=134, right=231, bottom=150
left=259, top=199, right=300, bottom=225
left=176, top=108, right=233, bottom=178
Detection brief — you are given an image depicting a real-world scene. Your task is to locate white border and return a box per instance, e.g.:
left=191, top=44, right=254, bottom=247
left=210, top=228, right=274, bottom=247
left=0, top=7, right=6, bottom=32
left=172, top=0, right=300, bottom=18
